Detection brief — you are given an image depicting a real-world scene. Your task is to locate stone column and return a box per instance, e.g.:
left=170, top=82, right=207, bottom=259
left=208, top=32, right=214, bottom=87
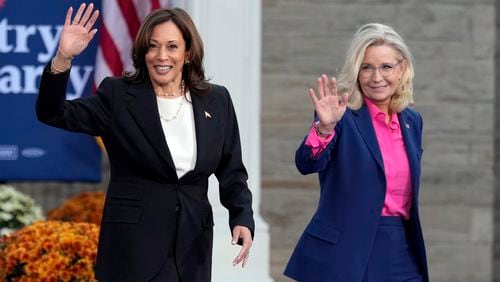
left=187, top=0, right=273, bottom=281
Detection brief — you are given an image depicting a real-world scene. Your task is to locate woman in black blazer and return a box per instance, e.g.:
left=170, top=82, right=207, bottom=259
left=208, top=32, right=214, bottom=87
left=36, top=4, right=254, bottom=282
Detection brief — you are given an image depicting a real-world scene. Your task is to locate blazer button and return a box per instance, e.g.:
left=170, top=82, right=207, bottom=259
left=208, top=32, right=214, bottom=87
left=175, top=204, right=180, bottom=212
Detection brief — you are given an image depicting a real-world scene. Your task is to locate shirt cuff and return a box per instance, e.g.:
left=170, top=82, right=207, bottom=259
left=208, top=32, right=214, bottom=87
left=304, top=122, right=335, bottom=157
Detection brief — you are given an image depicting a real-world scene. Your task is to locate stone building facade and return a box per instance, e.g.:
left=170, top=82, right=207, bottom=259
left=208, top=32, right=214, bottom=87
left=9, top=0, right=499, bottom=281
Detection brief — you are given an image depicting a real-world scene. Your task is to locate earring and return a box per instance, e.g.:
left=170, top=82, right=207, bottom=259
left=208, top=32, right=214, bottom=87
left=185, top=60, right=190, bottom=64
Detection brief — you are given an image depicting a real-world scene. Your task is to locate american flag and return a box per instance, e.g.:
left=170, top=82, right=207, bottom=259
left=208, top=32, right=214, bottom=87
left=93, top=0, right=174, bottom=85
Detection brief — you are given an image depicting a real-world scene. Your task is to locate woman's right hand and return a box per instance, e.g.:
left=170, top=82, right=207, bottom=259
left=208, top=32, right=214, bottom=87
left=309, top=74, right=349, bottom=133
left=58, top=3, right=100, bottom=59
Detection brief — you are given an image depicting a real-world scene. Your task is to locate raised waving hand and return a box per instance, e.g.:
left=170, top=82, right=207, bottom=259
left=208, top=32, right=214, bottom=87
left=51, top=3, right=99, bottom=73
left=309, top=74, right=349, bottom=134
left=59, top=3, right=99, bottom=58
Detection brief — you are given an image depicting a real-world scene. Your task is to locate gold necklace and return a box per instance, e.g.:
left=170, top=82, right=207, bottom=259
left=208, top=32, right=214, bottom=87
left=156, top=80, right=185, bottom=97
left=159, top=97, right=184, bottom=122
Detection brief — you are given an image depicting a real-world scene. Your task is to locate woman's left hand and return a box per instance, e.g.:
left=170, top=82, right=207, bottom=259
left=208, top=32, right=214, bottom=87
left=231, top=225, right=253, bottom=268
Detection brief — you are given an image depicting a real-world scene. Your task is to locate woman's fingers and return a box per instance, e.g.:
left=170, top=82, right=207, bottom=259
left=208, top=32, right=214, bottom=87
left=317, top=76, right=324, bottom=98
left=331, top=77, right=338, bottom=97
left=316, top=75, right=339, bottom=99
left=231, top=226, right=252, bottom=268
left=64, top=7, right=73, bottom=26
left=242, top=253, right=249, bottom=268
left=84, top=9, right=100, bottom=31
left=309, top=88, right=319, bottom=106
left=233, top=244, right=250, bottom=267
left=313, top=75, right=345, bottom=111
left=72, top=3, right=86, bottom=25
left=317, top=75, right=339, bottom=97
left=80, top=3, right=94, bottom=27
left=340, top=92, right=350, bottom=105
left=86, top=29, right=99, bottom=42
left=58, top=3, right=100, bottom=59
left=321, top=74, right=330, bottom=97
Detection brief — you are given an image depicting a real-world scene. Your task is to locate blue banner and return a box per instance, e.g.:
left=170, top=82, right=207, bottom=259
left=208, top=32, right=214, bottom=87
left=0, top=0, right=102, bottom=181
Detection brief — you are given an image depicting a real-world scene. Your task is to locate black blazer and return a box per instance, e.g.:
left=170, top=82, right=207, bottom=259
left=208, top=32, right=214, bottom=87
left=36, top=66, right=255, bottom=282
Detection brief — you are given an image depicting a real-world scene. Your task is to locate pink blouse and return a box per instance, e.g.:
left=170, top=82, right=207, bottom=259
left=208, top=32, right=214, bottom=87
left=304, top=98, right=412, bottom=219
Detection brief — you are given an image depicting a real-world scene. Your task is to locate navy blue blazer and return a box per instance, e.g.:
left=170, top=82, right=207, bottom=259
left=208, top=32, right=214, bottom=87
left=284, top=105, right=428, bottom=282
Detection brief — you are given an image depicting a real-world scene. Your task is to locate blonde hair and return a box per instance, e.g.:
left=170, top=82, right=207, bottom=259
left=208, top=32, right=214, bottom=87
left=337, top=23, right=415, bottom=113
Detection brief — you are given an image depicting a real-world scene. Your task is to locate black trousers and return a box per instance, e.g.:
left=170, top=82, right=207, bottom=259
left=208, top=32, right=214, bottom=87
left=150, top=256, right=180, bottom=282
left=151, top=206, right=181, bottom=282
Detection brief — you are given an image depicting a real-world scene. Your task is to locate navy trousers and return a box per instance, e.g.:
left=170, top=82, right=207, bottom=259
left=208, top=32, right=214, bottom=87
left=362, top=216, right=423, bottom=282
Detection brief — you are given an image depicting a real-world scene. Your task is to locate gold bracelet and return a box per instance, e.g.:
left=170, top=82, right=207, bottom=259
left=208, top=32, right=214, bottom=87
left=57, top=48, right=74, bottom=60
left=51, top=57, right=70, bottom=74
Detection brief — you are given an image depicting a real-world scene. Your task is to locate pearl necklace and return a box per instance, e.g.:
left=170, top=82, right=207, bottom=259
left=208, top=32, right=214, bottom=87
left=156, top=80, right=185, bottom=98
left=159, top=97, right=184, bottom=122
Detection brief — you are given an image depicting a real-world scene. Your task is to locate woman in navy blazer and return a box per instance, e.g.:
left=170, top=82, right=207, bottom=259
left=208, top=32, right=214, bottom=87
left=36, top=4, right=254, bottom=282
left=284, top=23, right=429, bottom=282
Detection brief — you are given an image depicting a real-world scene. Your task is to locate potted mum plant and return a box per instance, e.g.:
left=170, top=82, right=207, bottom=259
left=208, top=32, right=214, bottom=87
left=0, top=220, right=99, bottom=281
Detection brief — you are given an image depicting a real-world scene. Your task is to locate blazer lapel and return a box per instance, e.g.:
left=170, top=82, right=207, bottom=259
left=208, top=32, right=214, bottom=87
left=352, top=105, right=385, bottom=172
left=189, top=90, right=217, bottom=173
left=125, top=81, right=177, bottom=174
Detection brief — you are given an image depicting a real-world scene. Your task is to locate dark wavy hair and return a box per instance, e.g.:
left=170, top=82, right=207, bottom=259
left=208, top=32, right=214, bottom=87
left=124, top=8, right=209, bottom=93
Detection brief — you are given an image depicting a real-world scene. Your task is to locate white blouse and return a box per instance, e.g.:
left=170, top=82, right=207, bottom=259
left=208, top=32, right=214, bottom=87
left=157, top=92, right=197, bottom=178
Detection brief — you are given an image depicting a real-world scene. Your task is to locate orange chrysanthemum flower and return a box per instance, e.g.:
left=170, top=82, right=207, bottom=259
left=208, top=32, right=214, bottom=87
left=0, top=220, right=99, bottom=281
left=46, top=191, right=105, bottom=225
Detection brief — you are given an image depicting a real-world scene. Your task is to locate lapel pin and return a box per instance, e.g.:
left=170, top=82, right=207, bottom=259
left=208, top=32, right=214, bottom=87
left=204, top=111, right=212, bottom=119
left=405, top=123, right=410, bottom=129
